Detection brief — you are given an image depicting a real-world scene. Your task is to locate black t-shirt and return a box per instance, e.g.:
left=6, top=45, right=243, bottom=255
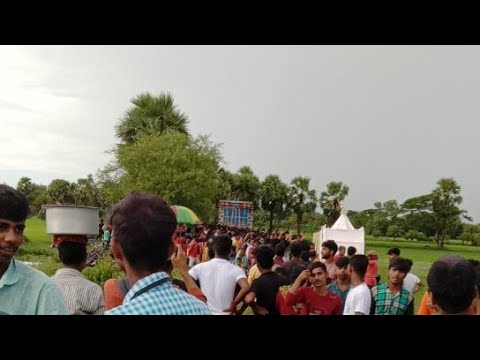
left=251, top=271, right=290, bottom=315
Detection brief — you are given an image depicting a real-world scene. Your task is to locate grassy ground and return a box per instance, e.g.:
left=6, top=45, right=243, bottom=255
left=17, top=218, right=480, bottom=314
left=24, top=217, right=51, bottom=244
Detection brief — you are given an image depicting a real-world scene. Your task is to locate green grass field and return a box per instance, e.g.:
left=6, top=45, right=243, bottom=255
left=24, top=217, right=52, bottom=244
left=17, top=218, right=480, bottom=314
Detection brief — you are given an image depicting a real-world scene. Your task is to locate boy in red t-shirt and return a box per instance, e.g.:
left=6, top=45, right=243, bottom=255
left=285, top=261, right=342, bottom=315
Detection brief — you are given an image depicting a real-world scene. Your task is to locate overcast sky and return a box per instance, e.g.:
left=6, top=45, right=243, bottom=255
left=1, top=45, right=479, bottom=222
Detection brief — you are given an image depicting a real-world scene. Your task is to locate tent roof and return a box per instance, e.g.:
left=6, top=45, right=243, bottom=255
left=331, top=212, right=355, bottom=230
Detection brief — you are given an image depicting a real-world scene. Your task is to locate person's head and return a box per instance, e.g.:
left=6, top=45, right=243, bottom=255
left=405, top=258, right=414, bottom=272
left=300, top=251, right=310, bottom=263
left=338, top=246, right=346, bottom=257
left=0, top=185, right=29, bottom=269
left=289, top=264, right=307, bottom=284
left=367, top=250, right=378, bottom=260
left=57, top=242, right=87, bottom=269
left=388, top=257, right=410, bottom=286
left=274, top=244, right=285, bottom=257
left=347, top=246, right=357, bottom=257
left=321, top=240, right=338, bottom=260
left=308, top=261, right=328, bottom=289
left=387, top=247, right=401, bottom=262
left=348, top=255, right=369, bottom=279
left=290, top=242, right=302, bottom=258
left=255, top=245, right=275, bottom=271
left=213, top=234, right=232, bottom=259
left=109, top=192, right=177, bottom=274
left=335, top=256, right=350, bottom=282
left=427, top=255, right=477, bottom=315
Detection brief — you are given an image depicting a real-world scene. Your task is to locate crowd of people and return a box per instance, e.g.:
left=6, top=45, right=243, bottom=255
left=1, top=183, right=480, bottom=315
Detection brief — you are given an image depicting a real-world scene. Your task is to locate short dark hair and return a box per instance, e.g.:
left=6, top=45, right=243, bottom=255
left=289, top=264, right=307, bottom=284
left=335, top=256, right=350, bottom=269
left=109, top=192, right=177, bottom=272
left=58, top=242, right=87, bottom=266
left=322, top=240, right=338, bottom=254
left=405, top=259, right=414, bottom=272
left=347, top=246, right=357, bottom=256
left=275, top=244, right=285, bottom=257
left=427, top=255, right=476, bottom=314
left=290, top=242, right=302, bottom=257
left=389, top=257, right=410, bottom=273
left=387, top=247, right=401, bottom=256
left=309, top=261, right=327, bottom=273
left=0, top=185, right=29, bottom=222
left=213, top=234, right=232, bottom=257
left=255, top=245, right=275, bottom=269
left=349, top=255, right=368, bottom=277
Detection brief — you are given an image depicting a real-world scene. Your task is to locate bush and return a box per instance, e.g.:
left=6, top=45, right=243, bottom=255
left=372, top=229, right=382, bottom=238
left=405, top=230, right=428, bottom=242
left=38, top=260, right=62, bottom=276
left=83, top=255, right=124, bottom=288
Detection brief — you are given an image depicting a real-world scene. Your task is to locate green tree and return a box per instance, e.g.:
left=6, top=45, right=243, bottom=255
left=430, top=178, right=470, bottom=248
left=74, top=174, right=102, bottom=206
left=16, top=177, right=36, bottom=201
left=386, top=224, right=404, bottom=240
left=230, top=166, right=261, bottom=206
left=47, top=179, right=75, bottom=204
left=289, top=177, right=317, bottom=235
left=116, top=133, right=221, bottom=221
left=260, top=175, right=289, bottom=232
left=320, top=181, right=350, bottom=227
left=17, top=177, right=49, bottom=215
left=115, top=92, right=189, bottom=145
left=96, top=162, right=124, bottom=207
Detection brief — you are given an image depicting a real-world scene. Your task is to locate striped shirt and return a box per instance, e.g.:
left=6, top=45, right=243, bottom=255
left=52, top=268, right=105, bottom=315
left=371, top=283, right=413, bottom=315
left=105, top=272, right=211, bottom=315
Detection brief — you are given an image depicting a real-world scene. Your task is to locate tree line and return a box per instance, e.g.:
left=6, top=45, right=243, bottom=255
left=12, top=92, right=478, bottom=248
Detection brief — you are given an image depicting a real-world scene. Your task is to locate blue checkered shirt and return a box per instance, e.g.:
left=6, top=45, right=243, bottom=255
left=105, top=272, right=211, bottom=315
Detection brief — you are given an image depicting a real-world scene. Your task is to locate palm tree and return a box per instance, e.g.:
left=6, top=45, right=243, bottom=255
left=320, top=181, right=350, bottom=227
left=289, top=177, right=317, bottom=235
left=116, top=92, right=189, bottom=144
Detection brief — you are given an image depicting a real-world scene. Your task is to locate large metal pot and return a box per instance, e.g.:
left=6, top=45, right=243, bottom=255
left=43, top=205, right=100, bottom=235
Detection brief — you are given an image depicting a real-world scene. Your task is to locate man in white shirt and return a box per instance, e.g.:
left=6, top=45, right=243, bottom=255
left=189, top=234, right=249, bottom=314
left=343, top=255, right=371, bottom=315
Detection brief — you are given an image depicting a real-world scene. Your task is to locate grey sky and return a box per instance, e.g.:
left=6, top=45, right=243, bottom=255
left=1, top=45, right=479, bottom=222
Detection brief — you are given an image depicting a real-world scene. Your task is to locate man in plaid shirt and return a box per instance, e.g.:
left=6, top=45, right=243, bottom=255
left=105, top=192, right=210, bottom=315
left=370, top=257, right=413, bottom=315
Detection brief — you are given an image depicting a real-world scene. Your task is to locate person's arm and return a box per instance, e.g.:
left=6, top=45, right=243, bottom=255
left=237, top=291, right=256, bottom=315
left=404, top=300, right=414, bottom=315
left=172, top=244, right=205, bottom=299
left=413, top=280, right=425, bottom=294
left=370, top=294, right=376, bottom=315
left=224, top=277, right=250, bottom=315
left=285, top=270, right=309, bottom=307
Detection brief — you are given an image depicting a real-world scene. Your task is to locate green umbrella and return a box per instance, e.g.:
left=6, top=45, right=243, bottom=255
left=170, top=205, right=201, bottom=225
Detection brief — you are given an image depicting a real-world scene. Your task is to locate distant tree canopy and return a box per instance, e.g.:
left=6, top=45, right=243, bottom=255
left=115, top=92, right=189, bottom=145
left=320, top=181, right=349, bottom=227
left=289, top=177, right=317, bottom=235
left=13, top=92, right=478, bottom=243
left=114, top=133, right=222, bottom=221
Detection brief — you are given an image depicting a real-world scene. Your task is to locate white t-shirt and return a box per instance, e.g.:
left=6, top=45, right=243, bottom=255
left=402, top=273, right=420, bottom=294
left=343, top=282, right=372, bottom=315
left=189, top=258, right=246, bottom=315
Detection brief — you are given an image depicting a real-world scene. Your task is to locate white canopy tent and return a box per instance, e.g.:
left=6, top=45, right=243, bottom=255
left=313, top=211, right=365, bottom=256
